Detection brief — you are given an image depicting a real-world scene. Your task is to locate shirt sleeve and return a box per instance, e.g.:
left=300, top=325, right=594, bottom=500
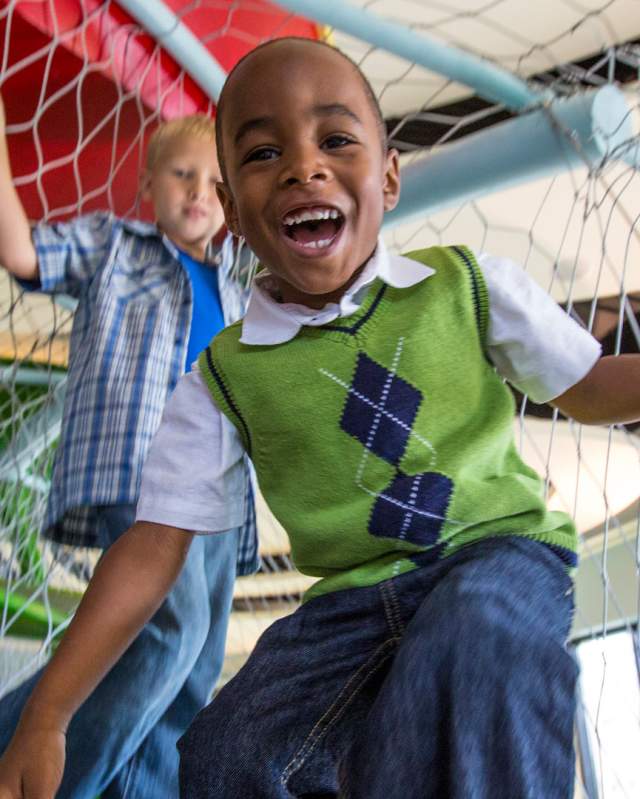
left=30, top=212, right=117, bottom=296
left=136, top=368, right=248, bottom=533
left=478, top=252, right=602, bottom=404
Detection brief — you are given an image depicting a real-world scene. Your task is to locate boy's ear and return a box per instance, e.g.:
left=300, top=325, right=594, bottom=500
left=216, top=182, right=241, bottom=237
left=382, top=148, right=401, bottom=213
left=139, top=170, right=153, bottom=202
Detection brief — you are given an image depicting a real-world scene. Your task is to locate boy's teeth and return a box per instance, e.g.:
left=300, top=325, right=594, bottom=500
left=281, top=206, right=344, bottom=249
left=283, top=207, right=339, bottom=226
left=299, top=237, right=334, bottom=249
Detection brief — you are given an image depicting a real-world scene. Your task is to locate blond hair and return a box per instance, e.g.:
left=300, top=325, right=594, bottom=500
left=146, top=114, right=217, bottom=171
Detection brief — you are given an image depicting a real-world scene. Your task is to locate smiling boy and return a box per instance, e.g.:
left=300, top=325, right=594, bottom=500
left=1, top=37, right=640, bottom=799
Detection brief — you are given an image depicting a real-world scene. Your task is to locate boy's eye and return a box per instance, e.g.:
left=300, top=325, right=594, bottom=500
left=173, top=168, right=189, bottom=178
left=243, top=146, right=279, bottom=164
left=323, top=134, right=354, bottom=149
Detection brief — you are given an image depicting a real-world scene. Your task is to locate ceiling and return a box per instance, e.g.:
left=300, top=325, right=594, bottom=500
left=333, top=0, right=640, bottom=116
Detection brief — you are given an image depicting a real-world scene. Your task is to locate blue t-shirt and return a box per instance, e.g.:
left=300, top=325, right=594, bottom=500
left=178, top=249, right=226, bottom=371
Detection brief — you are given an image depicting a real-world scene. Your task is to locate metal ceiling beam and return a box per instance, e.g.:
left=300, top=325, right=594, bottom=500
left=387, top=39, right=640, bottom=151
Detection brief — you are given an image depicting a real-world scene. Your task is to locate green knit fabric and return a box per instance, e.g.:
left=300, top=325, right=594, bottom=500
left=199, top=246, right=576, bottom=601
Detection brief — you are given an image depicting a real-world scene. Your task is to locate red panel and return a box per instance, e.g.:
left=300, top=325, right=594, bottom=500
left=0, top=0, right=319, bottom=220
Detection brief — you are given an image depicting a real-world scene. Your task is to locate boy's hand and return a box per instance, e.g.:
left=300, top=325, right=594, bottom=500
left=0, top=726, right=65, bottom=798
left=0, top=95, right=6, bottom=135
left=0, top=522, right=191, bottom=799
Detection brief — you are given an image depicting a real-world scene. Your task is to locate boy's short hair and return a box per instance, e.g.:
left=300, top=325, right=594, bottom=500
left=215, top=38, right=387, bottom=180
left=146, top=115, right=217, bottom=170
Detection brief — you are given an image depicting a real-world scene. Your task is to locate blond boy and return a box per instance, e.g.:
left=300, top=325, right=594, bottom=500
left=0, top=103, right=255, bottom=799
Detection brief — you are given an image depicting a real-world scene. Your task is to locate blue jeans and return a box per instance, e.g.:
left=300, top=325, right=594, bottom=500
left=0, top=505, right=239, bottom=799
left=179, top=536, right=578, bottom=799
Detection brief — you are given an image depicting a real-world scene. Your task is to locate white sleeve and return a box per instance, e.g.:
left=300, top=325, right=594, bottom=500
left=478, top=252, right=602, bottom=404
left=136, top=368, right=247, bottom=533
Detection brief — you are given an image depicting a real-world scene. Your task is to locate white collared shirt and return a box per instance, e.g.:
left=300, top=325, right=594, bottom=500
left=239, top=244, right=433, bottom=345
left=136, top=241, right=601, bottom=534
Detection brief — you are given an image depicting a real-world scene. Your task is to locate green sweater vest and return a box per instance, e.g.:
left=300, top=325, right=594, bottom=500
left=200, top=246, right=577, bottom=600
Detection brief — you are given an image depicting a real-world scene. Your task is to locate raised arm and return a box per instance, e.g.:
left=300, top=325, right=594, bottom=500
left=0, top=95, right=38, bottom=281
left=551, top=353, right=640, bottom=425
left=0, top=521, right=193, bottom=799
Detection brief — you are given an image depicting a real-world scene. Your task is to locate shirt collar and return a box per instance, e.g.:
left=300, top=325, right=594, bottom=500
left=120, top=217, right=160, bottom=237
left=120, top=217, right=224, bottom=266
left=240, top=238, right=435, bottom=346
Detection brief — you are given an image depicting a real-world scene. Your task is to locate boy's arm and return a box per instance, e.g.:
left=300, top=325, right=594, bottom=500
left=476, top=253, right=638, bottom=426
left=0, top=520, right=193, bottom=799
left=0, top=95, right=38, bottom=281
left=551, top=354, right=640, bottom=425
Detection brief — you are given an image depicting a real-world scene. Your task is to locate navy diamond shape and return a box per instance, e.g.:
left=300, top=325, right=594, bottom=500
left=340, top=353, right=422, bottom=466
left=369, top=471, right=453, bottom=547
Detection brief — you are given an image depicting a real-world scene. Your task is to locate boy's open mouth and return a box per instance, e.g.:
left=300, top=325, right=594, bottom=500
left=281, top=206, right=345, bottom=252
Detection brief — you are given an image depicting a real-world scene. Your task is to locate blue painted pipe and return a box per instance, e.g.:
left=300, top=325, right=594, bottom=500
left=274, top=0, right=541, bottom=110
left=385, top=85, right=636, bottom=227
left=117, top=0, right=227, bottom=101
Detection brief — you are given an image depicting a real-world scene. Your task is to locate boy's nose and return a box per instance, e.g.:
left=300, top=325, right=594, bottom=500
left=189, top=176, right=209, bottom=199
left=281, top=150, right=329, bottom=187
left=284, top=169, right=327, bottom=187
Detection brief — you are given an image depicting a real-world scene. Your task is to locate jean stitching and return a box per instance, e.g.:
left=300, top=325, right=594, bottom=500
left=379, top=582, right=399, bottom=637
left=280, top=637, right=399, bottom=787
left=385, top=580, right=406, bottom=636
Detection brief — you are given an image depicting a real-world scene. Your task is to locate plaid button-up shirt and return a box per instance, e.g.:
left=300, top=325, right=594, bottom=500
left=32, top=212, right=258, bottom=574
